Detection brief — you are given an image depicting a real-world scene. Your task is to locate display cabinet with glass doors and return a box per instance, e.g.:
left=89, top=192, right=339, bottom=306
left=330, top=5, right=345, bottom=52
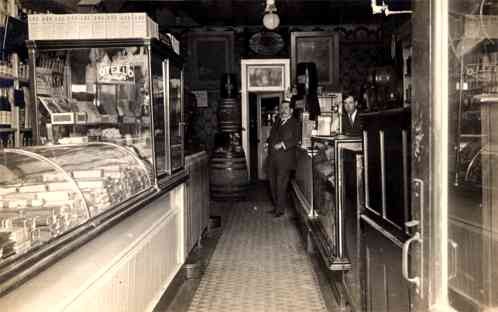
left=0, top=37, right=185, bottom=295
left=311, top=135, right=362, bottom=271
left=27, top=38, right=184, bottom=180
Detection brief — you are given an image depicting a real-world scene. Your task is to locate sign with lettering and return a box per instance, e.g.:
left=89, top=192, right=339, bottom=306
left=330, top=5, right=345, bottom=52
left=97, top=63, right=135, bottom=84
left=465, top=63, right=498, bottom=82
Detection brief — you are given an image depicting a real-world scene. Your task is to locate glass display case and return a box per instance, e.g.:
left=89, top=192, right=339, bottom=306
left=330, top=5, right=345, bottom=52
left=311, top=135, right=362, bottom=270
left=0, top=37, right=185, bottom=296
left=27, top=38, right=184, bottom=181
left=0, top=142, right=152, bottom=263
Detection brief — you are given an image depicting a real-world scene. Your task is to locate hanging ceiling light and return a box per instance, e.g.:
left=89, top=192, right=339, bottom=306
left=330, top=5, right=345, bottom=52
left=262, top=0, right=280, bottom=30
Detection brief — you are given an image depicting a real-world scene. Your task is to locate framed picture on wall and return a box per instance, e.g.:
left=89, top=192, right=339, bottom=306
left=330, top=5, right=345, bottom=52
left=291, top=32, right=339, bottom=91
left=247, top=65, right=285, bottom=91
left=188, top=31, right=234, bottom=90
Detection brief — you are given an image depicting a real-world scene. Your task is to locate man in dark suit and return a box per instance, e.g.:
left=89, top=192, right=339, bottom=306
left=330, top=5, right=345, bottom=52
left=341, top=92, right=363, bottom=136
left=266, top=100, right=299, bottom=218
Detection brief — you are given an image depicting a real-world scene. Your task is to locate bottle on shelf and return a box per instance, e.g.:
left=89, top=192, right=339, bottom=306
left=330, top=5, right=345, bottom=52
left=14, top=88, right=25, bottom=129
left=0, top=88, right=12, bottom=128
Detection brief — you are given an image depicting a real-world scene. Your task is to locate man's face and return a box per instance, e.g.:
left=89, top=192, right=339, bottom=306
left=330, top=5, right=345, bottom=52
left=279, top=102, right=292, bottom=119
left=344, top=96, right=357, bottom=114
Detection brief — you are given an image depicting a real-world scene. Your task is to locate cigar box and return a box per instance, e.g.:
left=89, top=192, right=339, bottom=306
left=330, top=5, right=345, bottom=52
left=36, top=191, right=70, bottom=202
left=78, top=14, right=93, bottom=39
left=92, top=14, right=107, bottom=39
left=39, top=15, right=55, bottom=41
left=4, top=192, right=37, bottom=201
left=0, top=187, right=17, bottom=196
left=52, top=14, right=66, bottom=40
left=105, top=13, right=119, bottom=39
left=132, top=13, right=147, bottom=38
left=30, top=200, right=44, bottom=208
left=28, top=15, right=42, bottom=40
left=72, top=169, right=103, bottom=179
left=43, top=172, right=66, bottom=182
left=47, top=182, right=74, bottom=192
left=42, top=200, right=74, bottom=211
left=75, top=112, right=87, bottom=124
left=51, top=112, right=75, bottom=125
left=7, top=200, right=28, bottom=209
left=66, top=14, right=79, bottom=39
left=116, top=13, right=133, bottom=38
left=19, top=184, right=47, bottom=193
left=77, top=180, right=106, bottom=189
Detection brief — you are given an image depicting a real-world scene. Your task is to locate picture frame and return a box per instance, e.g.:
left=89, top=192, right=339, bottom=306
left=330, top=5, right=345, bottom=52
left=247, top=64, right=285, bottom=92
left=291, top=32, right=339, bottom=91
left=188, top=31, right=234, bottom=90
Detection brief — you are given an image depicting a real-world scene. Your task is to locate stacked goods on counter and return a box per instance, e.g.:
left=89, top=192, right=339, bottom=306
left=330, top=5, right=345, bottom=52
left=0, top=144, right=152, bottom=262
left=0, top=177, right=87, bottom=260
left=28, top=13, right=159, bottom=41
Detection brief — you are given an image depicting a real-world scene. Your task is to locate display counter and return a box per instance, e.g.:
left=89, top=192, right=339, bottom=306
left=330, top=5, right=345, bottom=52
left=291, top=147, right=313, bottom=219
left=0, top=184, right=185, bottom=312
left=291, top=136, right=364, bottom=310
left=0, top=17, right=200, bottom=308
left=0, top=151, right=210, bottom=311
left=310, top=135, right=362, bottom=271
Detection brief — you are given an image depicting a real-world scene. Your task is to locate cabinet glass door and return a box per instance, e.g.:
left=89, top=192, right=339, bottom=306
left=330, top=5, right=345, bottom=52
left=447, top=1, right=498, bottom=310
left=152, top=56, right=166, bottom=175
left=166, top=60, right=184, bottom=172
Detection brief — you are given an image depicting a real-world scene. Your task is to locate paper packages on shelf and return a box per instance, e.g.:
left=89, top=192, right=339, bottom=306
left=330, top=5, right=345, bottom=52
left=28, top=13, right=159, bottom=41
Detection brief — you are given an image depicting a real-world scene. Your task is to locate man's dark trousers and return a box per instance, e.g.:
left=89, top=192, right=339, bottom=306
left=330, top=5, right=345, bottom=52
left=267, top=117, right=299, bottom=215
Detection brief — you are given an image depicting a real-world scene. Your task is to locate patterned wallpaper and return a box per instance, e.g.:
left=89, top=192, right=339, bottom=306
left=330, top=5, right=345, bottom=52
left=179, top=24, right=385, bottom=154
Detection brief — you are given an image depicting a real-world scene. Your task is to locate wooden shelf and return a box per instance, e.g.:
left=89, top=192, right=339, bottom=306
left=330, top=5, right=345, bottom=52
left=0, top=128, right=16, bottom=133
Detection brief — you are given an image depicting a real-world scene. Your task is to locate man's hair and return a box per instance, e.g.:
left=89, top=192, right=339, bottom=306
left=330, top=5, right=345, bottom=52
left=342, top=91, right=357, bottom=101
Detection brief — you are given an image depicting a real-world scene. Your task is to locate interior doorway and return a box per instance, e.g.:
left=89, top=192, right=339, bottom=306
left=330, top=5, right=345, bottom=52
left=251, top=92, right=282, bottom=180
left=241, top=59, right=291, bottom=180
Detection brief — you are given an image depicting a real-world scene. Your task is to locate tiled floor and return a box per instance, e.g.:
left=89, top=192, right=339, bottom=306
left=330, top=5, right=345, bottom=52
left=185, top=187, right=329, bottom=312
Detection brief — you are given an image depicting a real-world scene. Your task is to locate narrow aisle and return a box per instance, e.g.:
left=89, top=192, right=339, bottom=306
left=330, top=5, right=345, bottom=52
left=187, top=187, right=328, bottom=312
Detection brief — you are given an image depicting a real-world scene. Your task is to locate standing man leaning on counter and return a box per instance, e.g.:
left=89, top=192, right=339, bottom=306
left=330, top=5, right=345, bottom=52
left=266, top=100, right=299, bottom=219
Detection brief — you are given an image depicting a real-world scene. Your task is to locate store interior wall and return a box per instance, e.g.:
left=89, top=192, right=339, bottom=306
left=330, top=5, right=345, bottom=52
left=180, top=25, right=390, bottom=154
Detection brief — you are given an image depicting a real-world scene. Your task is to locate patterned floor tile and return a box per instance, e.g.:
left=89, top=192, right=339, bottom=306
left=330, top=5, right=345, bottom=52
left=187, top=198, right=328, bottom=312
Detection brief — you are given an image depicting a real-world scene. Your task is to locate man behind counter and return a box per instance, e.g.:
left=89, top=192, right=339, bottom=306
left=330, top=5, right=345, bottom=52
left=332, top=92, right=363, bottom=136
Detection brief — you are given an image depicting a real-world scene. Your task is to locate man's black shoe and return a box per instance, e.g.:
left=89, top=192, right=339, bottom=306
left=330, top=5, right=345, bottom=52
left=266, top=209, right=277, bottom=214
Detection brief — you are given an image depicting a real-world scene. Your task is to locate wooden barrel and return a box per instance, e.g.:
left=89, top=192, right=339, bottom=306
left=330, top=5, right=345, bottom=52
left=220, top=73, right=238, bottom=98
left=218, top=98, right=241, bottom=133
left=210, top=151, right=249, bottom=200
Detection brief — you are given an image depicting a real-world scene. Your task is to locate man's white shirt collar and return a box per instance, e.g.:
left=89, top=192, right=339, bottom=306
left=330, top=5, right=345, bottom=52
left=349, top=110, right=357, bottom=123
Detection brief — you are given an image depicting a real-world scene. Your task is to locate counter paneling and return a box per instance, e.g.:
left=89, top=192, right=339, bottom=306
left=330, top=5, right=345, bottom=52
left=0, top=185, right=185, bottom=312
left=185, top=151, right=210, bottom=256
left=292, top=147, right=313, bottom=218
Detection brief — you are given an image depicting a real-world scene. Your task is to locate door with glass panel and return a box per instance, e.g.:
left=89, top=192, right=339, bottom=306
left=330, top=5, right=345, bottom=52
left=166, top=60, right=184, bottom=174
left=447, top=1, right=498, bottom=310
left=409, top=0, right=498, bottom=311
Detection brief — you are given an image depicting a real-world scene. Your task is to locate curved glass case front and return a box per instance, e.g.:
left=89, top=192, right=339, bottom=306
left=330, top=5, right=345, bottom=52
left=0, top=142, right=152, bottom=265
